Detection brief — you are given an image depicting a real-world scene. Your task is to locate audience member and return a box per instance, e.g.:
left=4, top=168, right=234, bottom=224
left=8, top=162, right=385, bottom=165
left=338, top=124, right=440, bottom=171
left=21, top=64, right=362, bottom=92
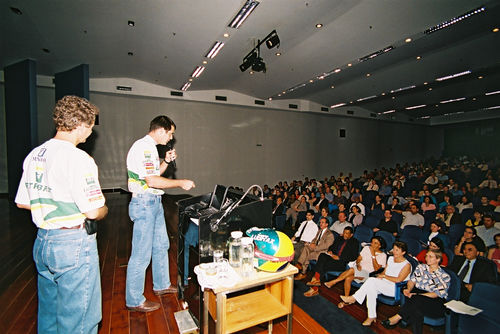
left=370, top=194, right=385, bottom=211
left=487, top=233, right=500, bottom=274
left=475, top=214, right=499, bottom=248
left=401, top=204, right=424, bottom=229
left=437, top=205, right=462, bottom=228
left=382, top=250, right=450, bottom=334
left=286, top=195, right=307, bottom=228
left=373, top=210, right=398, bottom=236
left=330, top=212, right=353, bottom=235
left=294, top=217, right=334, bottom=279
left=454, top=226, right=486, bottom=256
left=324, top=236, right=387, bottom=296
left=416, top=237, right=448, bottom=266
left=476, top=196, right=495, bottom=215
left=339, top=241, right=412, bottom=326
left=479, top=174, right=498, bottom=189
left=303, top=227, right=359, bottom=297
left=348, top=205, right=364, bottom=227
left=447, top=242, right=497, bottom=302
left=420, top=196, right=437, bottom=213
left=456, top=195, right=473, bottom=214
left=291, top=210, right=318, bottom=262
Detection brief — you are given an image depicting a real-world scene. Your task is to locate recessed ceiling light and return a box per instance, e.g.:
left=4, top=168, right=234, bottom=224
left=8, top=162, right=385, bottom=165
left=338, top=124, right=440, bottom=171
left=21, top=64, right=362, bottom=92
left=435, top=70, right=471, bottom=81
left=405, top=38, right=412, bottom=43
left=383, top=110, right=396, bottom=114
left=485, top=90, right=500, bottom=96
left=440, top=97, right=466, bottom=104
left=316, top=23, right=323, bottom=28
left=205, top=41, right=224, bottom=59
left=278, top=94, right=282, bottom=97
left=366, top=73, right=371, bottom=77
left=202, top=60, right=208, bottom=64
left=493, top=28, right=499, bottom=33
left=334, top=68, right=341, bottom=73
left=228, top=0, right=260, bottom=29
left=381, top=92, right=386, bottom=96
left=128, top=51, right=133, bottom=56
left=249, top=71, right=254, bottom=74
left=416, top=56, right=421, bottom=60
left=223, top=33, right=230, bottom=37
left=429, top=88, right=432, bottom=90
left=309, top=79, right=313, bottom=83
left=275, top=52, right=281, bottom=56
left=282, top=91, right=286, bottom=94
left=392, top=96, right=395, bottom=99
left=330, top=85, right=335, bottom=89
left=330, top=103, right=346, bottom=108
left=423, top=82, right=428, bottom=85
left=191, top=66, right=205, bottom=78
left=188, top=78, right=193, bottom=82
left=473, top=97, right=477, bottom=100
left=268, top=97, right=272, bottom=101
left=424, top=6, right=485, bottom=34
left=478, top=76, right=483, bottom=79
left=347, top=63, right=352, bottom=67
left=181, top=82, right=191, bottom=91
left=128, top=20, right=135, bottom=27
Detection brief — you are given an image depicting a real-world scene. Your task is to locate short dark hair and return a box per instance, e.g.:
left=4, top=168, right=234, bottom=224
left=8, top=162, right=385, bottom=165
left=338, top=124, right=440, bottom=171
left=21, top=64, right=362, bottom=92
left=150, top=115, right=176, bottom=132
left=463, top=241, right=478, bottom=251
left=343, top=226, right=354, bottom=234
left=306, top=209, right=315, bottom=216
left=393, top=241, right=408, bottom=253
left=465, top=226, right=477, bottom=236
left=372, top=236, right=387, bottom=250
left=430, top=237, right=444, bottom=251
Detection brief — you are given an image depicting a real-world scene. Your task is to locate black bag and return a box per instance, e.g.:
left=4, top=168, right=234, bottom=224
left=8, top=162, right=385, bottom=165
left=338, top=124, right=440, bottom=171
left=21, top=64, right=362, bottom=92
left=84, top=219, right=98, bottom=235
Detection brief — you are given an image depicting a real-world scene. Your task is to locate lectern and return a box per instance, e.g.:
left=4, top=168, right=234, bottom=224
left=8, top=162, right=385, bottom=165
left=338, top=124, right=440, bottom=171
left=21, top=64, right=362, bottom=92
left=176, top=186, right=272, bottom=322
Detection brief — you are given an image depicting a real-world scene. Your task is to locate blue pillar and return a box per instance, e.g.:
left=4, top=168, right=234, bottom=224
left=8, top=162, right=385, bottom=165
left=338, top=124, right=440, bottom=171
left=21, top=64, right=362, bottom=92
left=4, top=59, right=38, bottom=197
left=54, top=64, right=89, bottom=101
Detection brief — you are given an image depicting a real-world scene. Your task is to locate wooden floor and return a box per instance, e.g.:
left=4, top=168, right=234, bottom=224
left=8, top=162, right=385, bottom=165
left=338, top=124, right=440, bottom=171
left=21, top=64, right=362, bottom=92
left=0, top=193, right=441, bottom=334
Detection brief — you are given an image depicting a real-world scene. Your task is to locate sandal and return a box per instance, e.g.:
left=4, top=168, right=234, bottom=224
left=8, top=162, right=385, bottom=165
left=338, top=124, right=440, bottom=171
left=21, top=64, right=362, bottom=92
left=306, top=279, right=321, bottom=286
left=338, top=302, right=346, bottom=309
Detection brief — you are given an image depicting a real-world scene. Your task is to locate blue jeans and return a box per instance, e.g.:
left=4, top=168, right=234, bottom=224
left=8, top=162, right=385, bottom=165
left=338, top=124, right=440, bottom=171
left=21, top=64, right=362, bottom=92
left=34, top=228, right=101, bottom=334
left=126, top=193, right=171, bottom=307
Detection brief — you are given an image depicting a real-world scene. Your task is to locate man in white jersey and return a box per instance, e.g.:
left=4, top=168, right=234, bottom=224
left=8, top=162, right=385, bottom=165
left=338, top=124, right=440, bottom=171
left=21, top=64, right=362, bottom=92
left=126, top=115, right=195, bottom=312
left=15, top=96, right=108, bottom=334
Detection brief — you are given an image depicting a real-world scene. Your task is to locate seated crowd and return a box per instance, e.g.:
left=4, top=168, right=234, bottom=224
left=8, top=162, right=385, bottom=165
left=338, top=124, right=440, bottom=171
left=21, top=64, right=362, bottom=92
left=263, top=156, right=500, bottom=332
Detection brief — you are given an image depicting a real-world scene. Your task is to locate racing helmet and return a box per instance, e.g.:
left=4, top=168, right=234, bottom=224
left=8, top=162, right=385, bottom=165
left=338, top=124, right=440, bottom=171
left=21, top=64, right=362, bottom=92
left=246, top=227, right=294, bottom=272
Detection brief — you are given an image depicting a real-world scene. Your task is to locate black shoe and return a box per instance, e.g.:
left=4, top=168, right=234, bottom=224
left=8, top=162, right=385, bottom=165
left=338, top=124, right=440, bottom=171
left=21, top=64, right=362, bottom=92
left=381, top=319, right=397, bottom=329
left=399, top=320, right=409, bottom=329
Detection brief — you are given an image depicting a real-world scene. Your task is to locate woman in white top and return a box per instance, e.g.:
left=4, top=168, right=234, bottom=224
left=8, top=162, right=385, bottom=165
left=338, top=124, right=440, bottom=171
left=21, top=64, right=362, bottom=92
left=339, top=241, right=412, bottom=326
left=325, top=236, right=387, bottom=296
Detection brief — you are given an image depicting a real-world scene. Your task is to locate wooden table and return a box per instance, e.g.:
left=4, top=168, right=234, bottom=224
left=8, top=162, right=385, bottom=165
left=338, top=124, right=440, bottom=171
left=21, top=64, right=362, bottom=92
left=203, top=264, right=298, bottom=334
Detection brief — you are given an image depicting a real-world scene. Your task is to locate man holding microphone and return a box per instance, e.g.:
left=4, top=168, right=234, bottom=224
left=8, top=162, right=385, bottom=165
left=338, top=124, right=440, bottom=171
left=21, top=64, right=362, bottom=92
left=126, top=115, right=195, bottom=312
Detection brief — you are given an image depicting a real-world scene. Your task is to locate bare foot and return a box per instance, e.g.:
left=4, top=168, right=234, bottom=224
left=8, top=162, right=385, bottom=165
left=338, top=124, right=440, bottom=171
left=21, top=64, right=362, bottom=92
left=324, top=279, right=338, bottom=288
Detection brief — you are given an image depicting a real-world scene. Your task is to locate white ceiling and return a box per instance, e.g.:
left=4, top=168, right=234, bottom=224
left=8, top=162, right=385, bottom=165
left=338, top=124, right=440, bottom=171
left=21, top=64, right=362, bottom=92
left=1, top=0, right=499, bottom=120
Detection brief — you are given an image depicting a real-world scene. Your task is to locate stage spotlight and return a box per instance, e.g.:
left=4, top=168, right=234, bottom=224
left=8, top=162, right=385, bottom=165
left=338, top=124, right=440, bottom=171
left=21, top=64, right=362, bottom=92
left=239, top=50, right=258, bottom=72
left=251, top=57, right=266, bottom=73
left=265, top=31, right=280, bottom=49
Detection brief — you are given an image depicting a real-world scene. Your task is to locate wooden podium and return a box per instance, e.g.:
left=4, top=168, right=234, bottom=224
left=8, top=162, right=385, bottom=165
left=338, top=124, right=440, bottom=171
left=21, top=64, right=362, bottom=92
left=203, top=264, right=298, bottom=334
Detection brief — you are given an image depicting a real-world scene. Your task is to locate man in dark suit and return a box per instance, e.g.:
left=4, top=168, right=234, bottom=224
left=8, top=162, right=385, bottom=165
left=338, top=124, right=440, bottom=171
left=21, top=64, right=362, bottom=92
left=447, top=241, right=497, bottom=302
left=304, top=226, right=359, bottom=297
left=438, top=205, right=462, bottom=227
left=272, top=196, right=285, bottom=227
left=295, top=217, right=335, bottom=279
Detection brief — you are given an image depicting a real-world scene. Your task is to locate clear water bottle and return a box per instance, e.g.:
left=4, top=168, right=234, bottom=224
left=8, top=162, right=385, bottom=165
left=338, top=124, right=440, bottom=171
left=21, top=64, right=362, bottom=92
left=240, top=237, right=254, bottom=278
left=229, top=231, right=243, bottom=268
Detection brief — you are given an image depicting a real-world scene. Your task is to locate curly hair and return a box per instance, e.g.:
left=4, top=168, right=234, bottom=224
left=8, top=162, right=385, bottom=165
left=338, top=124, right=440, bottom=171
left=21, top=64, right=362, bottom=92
left=53, top=95, right=99, bottom=131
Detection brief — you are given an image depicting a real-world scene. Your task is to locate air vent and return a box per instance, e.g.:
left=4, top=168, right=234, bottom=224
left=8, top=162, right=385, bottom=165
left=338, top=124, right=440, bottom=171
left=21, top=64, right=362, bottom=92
left=289, top=104, right=298, bottom=109
left=254, top=100, right=265, bottom=105
left=170, top=91, right=183, bottom=97
left=347, top=110, right=354, bottom=115
left=215, top=95, right=227, bottom=101
left=339, top=129, right=346, bottom=138
left=116, top=86, right=132, bottom=91
left=321, top=107, right=329, bottom=112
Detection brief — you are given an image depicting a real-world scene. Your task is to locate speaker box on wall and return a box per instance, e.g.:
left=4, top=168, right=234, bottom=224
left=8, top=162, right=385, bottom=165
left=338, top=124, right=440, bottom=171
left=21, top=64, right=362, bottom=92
left=339, top=129, right=346, bottom=138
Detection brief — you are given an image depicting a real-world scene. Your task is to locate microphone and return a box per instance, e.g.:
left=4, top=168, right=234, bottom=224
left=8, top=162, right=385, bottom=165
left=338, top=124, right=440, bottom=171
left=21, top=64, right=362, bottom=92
left=166, top=142, right=176, bottom=168
left=210, top=184, right=264, bottom=232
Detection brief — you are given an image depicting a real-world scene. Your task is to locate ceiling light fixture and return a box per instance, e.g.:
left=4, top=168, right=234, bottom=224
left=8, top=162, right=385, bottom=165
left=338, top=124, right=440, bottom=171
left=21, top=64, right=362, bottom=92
left=191, top=66, right=205, bottom=78
left=485, top=90, right=500, bottom=96
left=485, top=105, right=500, bottom=110
left=416, top=56, right=421, bottom=60
left=228, top=0, right=260, bottom=29
left=334, top=68, right=341, bottom=73
left=390, top=85, right=416, bottom=93
left=128, top=20, right=135, bottom=27
left=275, top=52, right=281, bottom=56
left=316, top=23, right=323, bottom=28
left=330, top=103, right=346, bottom=108
left=382, top=110, right=396, bottom=114
left=405, top=38, right=412, bottom=43
left=478, top=76, right=483, bottom=79
left=205, top=41, right=225, bottom=59
left=435, top=70, right=471, bottom=81
left=181, top=82, right=191, bottom=91
left=223, top=33, right=230, bottom=37
left=493, top=28, right=499, bottom=33
left=347, top=63, right=352, bottom=67
left=357, top=95, right=377, bottom=102
left=359, top=45, right=394, bottom=62
left=424, top=6, right=485, bottom=34
left=265, top=30, right=280, bottom=49
left=440, top=97, right=466, bottom=103
left=366, top=73, right=371, bottom=77
left=202, top=60, right=208, bottom=64
left=405, top=104, right=427, bottom=110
